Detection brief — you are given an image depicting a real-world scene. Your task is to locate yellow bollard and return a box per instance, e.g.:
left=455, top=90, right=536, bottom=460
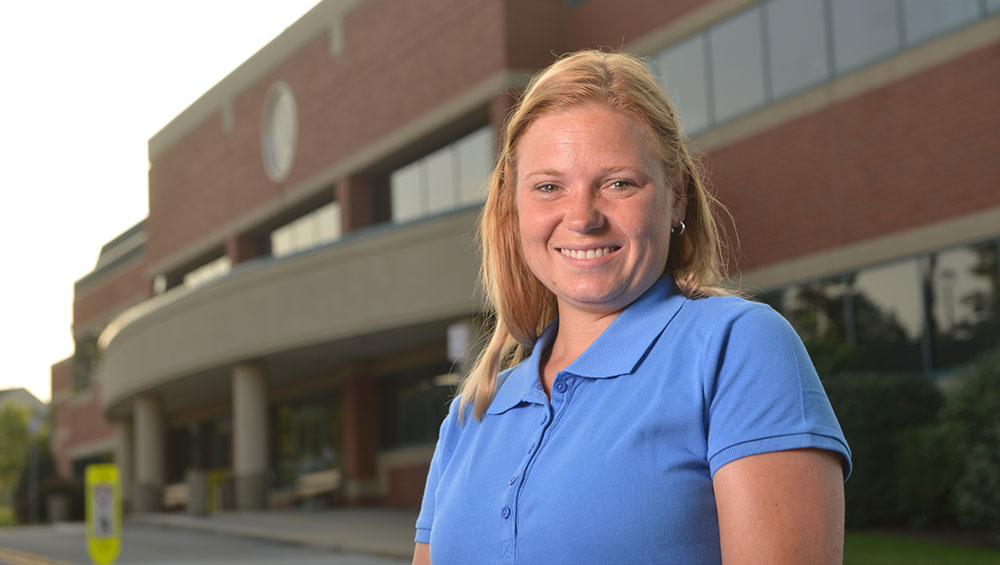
left=85, top=464, right=121, bottom=565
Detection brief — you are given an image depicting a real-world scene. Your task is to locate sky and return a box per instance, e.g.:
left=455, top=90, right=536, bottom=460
left=0, top=1, right=322, bottom=402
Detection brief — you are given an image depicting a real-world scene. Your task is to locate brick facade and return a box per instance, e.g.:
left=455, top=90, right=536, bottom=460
left=54, top=0, right=1000, bottom=508
left=50, top=359, right=116, bottom=479
left=716, top=43, right=1000, bottom=272
left=73, top=259, right=150, bottom=333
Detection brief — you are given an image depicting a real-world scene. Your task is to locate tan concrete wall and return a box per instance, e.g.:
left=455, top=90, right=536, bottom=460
left=101, top=209, right=480, bottom=416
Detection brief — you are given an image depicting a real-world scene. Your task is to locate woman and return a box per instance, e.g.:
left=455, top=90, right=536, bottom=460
left=413, top=50, right=850, bottom=564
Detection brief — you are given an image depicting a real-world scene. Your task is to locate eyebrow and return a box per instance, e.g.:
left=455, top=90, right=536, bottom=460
left=521, top=166, right=652, bottom=181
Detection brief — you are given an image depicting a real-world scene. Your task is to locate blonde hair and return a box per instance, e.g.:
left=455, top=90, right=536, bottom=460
left=460, top=49, right=733, bottom=421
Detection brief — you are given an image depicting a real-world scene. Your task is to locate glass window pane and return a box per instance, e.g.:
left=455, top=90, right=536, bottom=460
left=271, top=225, right=293, bottom=257
left=929, top=243, right=1000, bottom=370
left=390, top=160, right=424, bottom=223
left=378, top=361, right=455, bottom=449
left=425, top=145, right=456, bottom=215
left=183, top=255, right=231, bottom=288
left=291, top=215, right=315, bottom=253
left=316, top=201, right=341, bottom=244
left=849, top=259, right=924, bottom=373
left=709, top=7, right=767, bottom=122
left=831, top=1, right=901, bottom=73
left=903, top=0, right=981, bottom=45
left=456, top=126, right=492, bottom=206
left=784, top=279, right=852, bottom=377
left=766, top=0, right=830, bottom=99
left=658, top=34, right=712, bottom=134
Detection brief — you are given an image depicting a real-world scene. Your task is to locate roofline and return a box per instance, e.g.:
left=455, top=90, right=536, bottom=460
left=148, top=0, right=365, bottom=160
left=98, top=219, right=147, bottom=257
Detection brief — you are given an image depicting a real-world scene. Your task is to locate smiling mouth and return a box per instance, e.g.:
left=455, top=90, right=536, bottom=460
left=558, top=246, right=621, bottom=259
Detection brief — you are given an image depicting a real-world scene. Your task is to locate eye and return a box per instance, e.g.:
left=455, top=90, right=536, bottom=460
left=535, top=183, right=559, bottom=193
left=609, top=179, right=636, bottom=190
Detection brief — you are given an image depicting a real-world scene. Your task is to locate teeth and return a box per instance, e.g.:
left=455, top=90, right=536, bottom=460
left=560, top=247, right=615, bottom=259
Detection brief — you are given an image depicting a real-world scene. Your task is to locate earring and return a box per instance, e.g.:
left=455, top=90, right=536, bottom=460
left=671, top=220, right=686, bottom=236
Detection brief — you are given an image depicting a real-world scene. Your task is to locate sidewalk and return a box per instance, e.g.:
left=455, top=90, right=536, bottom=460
left=129, top=507, right=418, bottom=559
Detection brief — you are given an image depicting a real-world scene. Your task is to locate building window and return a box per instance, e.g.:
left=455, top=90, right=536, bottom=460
left=902, top=0, right=981, bottom=46
left=656, top=34, right=712, bottom=134
left=167, top=415, right=232, bottom=484
left=272, top=396, right=343, bottom=490
left=183, top=255, right=232, bottom=288
left=425, top=145, right=457, bottom=216
left=766, top=239, right=1000, bottom=378
left=782, top=279, right=853, bottom=376
left=649, top=0, right=995, bottom=135
left=765, top=0, right=830, bottom=99
left=848, top=258, right=925, bottom=373
left=928, top=242, right=1000, bottom=370
left=708, top=7, right=767, bottom=123
left=830, top=1, right=902, bottom=74
left=270, top=201, right=342, bottom=258
left=455, top=126, right=493, bottom=206
left=261, top=81, right=298, bottom=183
left=379, top=360, right=456, bottom=449
left=390, top=125, right=493, bottom=224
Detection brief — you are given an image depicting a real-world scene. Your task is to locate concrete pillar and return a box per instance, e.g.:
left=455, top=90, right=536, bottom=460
left=114, top=419, right=134, bottom=514
left=226, top=233, right=269, bottom=264
left=343, top=375, right=379, bottom=505
left=335, top=175, right=373, bottom=234
left=133, top=395, right=164, bottom=512
left=233, top=362, right=269, bottom=510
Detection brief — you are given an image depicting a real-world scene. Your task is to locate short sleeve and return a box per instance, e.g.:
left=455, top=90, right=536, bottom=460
left=414, top=396, right=462, bottom=543
left=705, top=306, right=852, bottom=479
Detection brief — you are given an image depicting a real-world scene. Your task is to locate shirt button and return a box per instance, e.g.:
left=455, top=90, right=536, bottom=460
left=554, top=381, right=568, bottom=393
left=509, top=474, right=518, bottom=485
left=527, top=442, right=535, bottom=453
left=501, top=506, right=511, bottom=519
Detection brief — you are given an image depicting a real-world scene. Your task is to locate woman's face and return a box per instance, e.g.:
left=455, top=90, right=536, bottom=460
left=514, top=102, right=684, bottom=318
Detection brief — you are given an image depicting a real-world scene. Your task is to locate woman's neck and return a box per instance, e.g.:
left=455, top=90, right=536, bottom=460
left=539, top=305, right=621, bottom=395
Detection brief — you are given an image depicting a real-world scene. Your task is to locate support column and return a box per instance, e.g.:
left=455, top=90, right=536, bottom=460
left=335, top=175, right=373, bottom=235
left=226, top=232, right=269, bottom=264
left=133, top=395, right=164, bottom=512
left=343, top=374, right=379, bottom=505
left=115, top=419, right=134, bottom=514
left=233, top=362, right=269, bottom=510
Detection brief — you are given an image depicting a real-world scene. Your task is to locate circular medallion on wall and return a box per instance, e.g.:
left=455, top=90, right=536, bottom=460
left=261, top=81, right=298, bottom=183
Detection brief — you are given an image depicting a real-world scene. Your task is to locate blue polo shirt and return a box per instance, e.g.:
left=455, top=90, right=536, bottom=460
left=416, top=276, right=851, bottom=564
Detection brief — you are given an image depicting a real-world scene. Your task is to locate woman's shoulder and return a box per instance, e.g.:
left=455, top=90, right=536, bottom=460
left=680, top=292, right=786, bottom=328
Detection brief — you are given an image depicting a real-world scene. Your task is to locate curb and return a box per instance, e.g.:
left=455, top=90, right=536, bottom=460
left=127, top=513, right=412, bottom=559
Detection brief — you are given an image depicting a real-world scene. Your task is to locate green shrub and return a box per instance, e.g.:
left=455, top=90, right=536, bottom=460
left=823, top=372, right=943, bottom=527
left=895, top=423, right=960, bottom=527
left=942, top=347, right=1000, bottom=540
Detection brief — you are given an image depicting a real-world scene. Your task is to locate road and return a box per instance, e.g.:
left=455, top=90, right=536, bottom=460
left=0, top=522, right=409, bottom=565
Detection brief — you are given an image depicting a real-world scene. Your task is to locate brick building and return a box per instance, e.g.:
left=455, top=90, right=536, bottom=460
left=51, top=0, right=1000, bottom=513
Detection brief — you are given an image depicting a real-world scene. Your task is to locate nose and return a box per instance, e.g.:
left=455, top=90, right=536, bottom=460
left=563, top=191, right=605, bottom=233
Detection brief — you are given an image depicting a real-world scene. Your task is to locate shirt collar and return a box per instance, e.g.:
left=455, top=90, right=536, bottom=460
left=486, top=276, right=685, bottom=415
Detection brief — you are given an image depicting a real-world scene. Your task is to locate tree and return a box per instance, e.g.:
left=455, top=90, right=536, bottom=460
left=0, top=404, right=31, bottom=506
